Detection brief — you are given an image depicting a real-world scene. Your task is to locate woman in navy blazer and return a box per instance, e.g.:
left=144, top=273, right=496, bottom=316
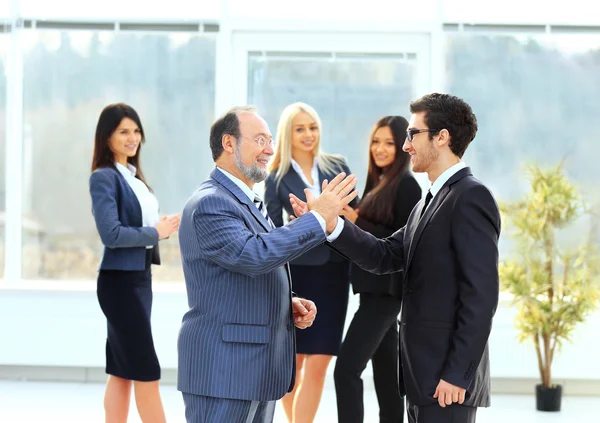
left=89, top=103, right=180, bottom=423
left=264, top=102, right=358, bottom=423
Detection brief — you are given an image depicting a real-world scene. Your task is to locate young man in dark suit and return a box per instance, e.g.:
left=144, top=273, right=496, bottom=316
left=290, top=93, right=501, bottom=423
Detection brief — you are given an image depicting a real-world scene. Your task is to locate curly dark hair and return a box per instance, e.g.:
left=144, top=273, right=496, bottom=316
left=409, top=93, right=478, bottom=158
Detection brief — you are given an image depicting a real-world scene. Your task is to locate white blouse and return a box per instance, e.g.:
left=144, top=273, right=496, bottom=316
left=115, top=162, right=160, bottom=248
left=290, top=157, right=321, bottom=198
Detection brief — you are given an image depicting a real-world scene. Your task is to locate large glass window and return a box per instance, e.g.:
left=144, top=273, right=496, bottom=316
left=0, top=33, right=6, bottom=278
left=21, top=30, right=216, bottom=282
left=0, top=0, right=8, bottom=19
left=446, top=33, right=600, bottom=198
left=446, top=32, right=600, bottom=249
left=248, top=51, right=418, bottom=188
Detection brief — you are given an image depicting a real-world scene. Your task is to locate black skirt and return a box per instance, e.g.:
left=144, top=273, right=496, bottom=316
left=291, top=261, right=350, bottom=356
left=96, top=249, right=160, bottom=381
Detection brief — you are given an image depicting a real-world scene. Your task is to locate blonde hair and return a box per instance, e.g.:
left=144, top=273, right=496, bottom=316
left=269, top=102, right=343, bottom=183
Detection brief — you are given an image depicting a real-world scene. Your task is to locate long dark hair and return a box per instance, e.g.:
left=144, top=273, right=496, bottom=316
left=358, top=116, right=411, bottom=225
left=91, top=103, right=151, bottom=190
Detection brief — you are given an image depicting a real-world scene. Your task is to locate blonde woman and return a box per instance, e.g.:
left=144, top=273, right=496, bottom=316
left=264, top=102, right=358, bottom=423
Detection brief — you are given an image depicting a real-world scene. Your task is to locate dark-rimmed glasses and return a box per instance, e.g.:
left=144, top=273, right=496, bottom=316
left=406, top=128, right=441, bottom=142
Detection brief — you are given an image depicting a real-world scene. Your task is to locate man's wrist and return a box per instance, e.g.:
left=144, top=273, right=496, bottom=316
left=326, top=217, right=345, bottom=242
left=326, top=219, right=337, bottom=234
left=309, top=210, right=328, bottom=234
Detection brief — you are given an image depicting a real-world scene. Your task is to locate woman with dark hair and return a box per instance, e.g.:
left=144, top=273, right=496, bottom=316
left=334, top=116, right=422, bottom=423
left=89, top=103, right=180, bottom=423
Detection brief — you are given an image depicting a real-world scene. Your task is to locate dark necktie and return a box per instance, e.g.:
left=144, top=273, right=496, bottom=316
left=254, top=195, right=274, bottom=228
left=420, top=190, right=433, bottom=219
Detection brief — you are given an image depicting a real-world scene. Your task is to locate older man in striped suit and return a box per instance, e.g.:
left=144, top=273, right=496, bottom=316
left=177, top=105, right=358, bottom=423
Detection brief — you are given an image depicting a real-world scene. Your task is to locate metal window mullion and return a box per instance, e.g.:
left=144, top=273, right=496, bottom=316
left=20, top=19, right=219, bottom=33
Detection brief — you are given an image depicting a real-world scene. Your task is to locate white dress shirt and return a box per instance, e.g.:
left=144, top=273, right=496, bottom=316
left=215, top=166, right=328, bottom=233
left=426, top=161, right=467, bottom=206
left=115, top=162, right=160, bottom=248
left=290, top=157, right=321, bottom=198
left=327, top=161, right=468, bottom=241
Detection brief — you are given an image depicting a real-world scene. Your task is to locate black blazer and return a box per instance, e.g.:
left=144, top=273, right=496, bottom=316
left=350, top=173, right=421, bottom=297
left=329, top=167, right=501, bottom=408
left=264, top=157, right=359, bottom=266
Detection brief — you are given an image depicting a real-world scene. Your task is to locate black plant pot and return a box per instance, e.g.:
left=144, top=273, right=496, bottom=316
left=536, top=384, right=562, bottom=412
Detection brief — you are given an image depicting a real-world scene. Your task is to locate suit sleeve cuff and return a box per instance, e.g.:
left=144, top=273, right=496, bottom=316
left=326, top=217, right=345, bottom=241
left=309, top=212, right=344, bottom=241
left=440, top=370, right=472, bottom=390
left=148, top=227, right=160, bottom=244
left=309, top=210, right=326, bottom=232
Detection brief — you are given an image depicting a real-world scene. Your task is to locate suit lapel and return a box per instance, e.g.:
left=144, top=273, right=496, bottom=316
left=210, top=168, right=272, bottom=232
left=404, top=167, right=472, bottom=272
left=405, top=186, right=451, bottom=271
left=281, top=168, right=309, bottom=201
left=212, top=169, right=295, bottom=288
left=112, top=167, right=144, bottom=226
left=318, top=166, right=329, bottom=190
left=280, top=168, right=317, bottom=286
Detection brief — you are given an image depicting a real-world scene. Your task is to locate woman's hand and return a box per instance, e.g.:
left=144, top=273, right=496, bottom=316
left=155, top=213, right=181, bottom=239
left=340, top=205, right=359, bottom=223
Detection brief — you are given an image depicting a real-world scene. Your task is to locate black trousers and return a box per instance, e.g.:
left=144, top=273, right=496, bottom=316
left=334, top=293, right=403, bottom=423
left=406, top=398, right=477, bottom=423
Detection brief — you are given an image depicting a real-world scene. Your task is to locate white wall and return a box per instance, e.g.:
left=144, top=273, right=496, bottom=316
left=441, top=0, right=600, bottom=25
left=224, top=0, right=600, bottom=27
left=4, top=0, right=597, bottom=26
left=1, top=282, right=599, bottom=394
left=14, top=0, right=221, bottom=20
left=225, top=0, right=438, bottom=24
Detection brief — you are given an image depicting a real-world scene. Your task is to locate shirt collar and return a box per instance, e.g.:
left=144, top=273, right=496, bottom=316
left=216, top=166, right=258, bottom=202
left=290, top=157, right=318, bottom=172
left=429, top=161, right=467, bottom=198
left=115, top=162, right=136, bottom=177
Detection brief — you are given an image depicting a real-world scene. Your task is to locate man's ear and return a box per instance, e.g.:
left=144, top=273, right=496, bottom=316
left=222, top=134, right=235, bottom=154
left=436, top=128, right=451, bottom=149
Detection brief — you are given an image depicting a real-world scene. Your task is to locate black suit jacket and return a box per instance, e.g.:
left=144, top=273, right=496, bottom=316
left=350, top=173, right=421, bottom=297
left=264, top=157, right=358, bottom=266
left=329, top=167, right=501, bottom=408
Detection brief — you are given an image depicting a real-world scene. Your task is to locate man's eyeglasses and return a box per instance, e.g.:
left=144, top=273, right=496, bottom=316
left=406, top=128, right=441, bottom=142
left=242, top=136, right=276, bottom=149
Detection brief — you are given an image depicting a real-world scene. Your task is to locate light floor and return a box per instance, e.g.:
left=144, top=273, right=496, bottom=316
left=0, top=380, right=598, bottom=422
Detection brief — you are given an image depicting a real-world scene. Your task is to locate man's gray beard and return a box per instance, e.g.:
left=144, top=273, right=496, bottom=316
left=234, top=145, right=267, bottom=183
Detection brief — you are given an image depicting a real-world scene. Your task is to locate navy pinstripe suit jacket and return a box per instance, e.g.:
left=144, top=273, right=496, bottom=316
left=177, top=168, right=326, bottom=401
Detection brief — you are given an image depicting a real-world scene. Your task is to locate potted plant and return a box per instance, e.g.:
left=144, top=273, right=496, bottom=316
left=499, top=163, right=599, bottom=412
